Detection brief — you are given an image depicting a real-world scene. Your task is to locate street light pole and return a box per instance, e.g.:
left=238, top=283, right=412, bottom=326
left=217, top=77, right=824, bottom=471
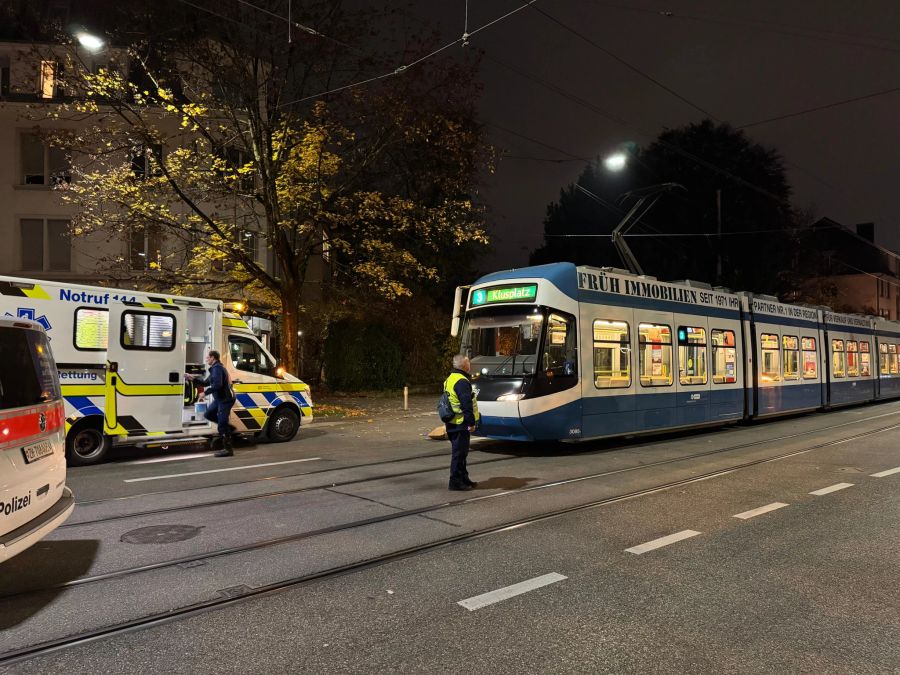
left=716, top=189, right=723, bottom=283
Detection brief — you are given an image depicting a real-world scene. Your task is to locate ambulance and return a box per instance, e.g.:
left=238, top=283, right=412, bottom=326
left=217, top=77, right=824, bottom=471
left=0, top=316, right=73, bottom=562
left=0, top=276, right=313, bottom=465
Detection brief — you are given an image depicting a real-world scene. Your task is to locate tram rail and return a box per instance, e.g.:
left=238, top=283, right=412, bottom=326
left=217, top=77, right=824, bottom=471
left=64, top=406, right=900, bottom=529
left=2, top=417, right=898, bottom=666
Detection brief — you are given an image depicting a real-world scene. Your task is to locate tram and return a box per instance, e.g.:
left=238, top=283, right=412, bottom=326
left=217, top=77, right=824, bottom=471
left=452, top=262, right=900, bottom=441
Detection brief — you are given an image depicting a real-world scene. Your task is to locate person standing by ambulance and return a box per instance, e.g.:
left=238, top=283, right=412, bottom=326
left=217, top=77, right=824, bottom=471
left=444, top=354, right=481, bottom=490
left=188, top=350, right=236, bottom=457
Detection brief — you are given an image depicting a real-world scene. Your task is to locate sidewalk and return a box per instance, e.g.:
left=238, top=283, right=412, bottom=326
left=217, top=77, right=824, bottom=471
left=308, top=392, right=443, bottom=442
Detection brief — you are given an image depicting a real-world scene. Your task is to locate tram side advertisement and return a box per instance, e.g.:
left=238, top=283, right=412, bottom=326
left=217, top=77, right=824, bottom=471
left=577, top=270, right=740, bottom=311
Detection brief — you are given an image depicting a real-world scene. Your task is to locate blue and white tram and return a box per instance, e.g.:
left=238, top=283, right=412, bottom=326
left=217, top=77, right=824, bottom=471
left=453, top=262, right=900, bottom=442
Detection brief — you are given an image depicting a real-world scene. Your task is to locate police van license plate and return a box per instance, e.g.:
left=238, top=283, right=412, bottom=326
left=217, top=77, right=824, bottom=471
left=22, top=440, right=54, bottom=464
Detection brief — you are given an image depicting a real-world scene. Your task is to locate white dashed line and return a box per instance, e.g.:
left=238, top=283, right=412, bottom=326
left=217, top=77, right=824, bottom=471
left=625, top=530, right=701, bottom=555
left=457, top=573, right=567, bottom=611
left=123, top=457, right=322, bottom=482
left=733, top=502, right=789, bottom=520
left=871, top=466, right=900, bottom=478
left=809, top=483, right=854, bottom=496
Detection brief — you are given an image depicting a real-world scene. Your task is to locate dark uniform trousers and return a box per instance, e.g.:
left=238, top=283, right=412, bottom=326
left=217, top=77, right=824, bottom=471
left=205, top=395, right=235, bottom=436
left=447, top=425, right=471, bottom=486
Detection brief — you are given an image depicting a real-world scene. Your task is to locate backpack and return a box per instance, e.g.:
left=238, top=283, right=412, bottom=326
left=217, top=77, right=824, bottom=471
left=437, top=390, right=455, bottom=423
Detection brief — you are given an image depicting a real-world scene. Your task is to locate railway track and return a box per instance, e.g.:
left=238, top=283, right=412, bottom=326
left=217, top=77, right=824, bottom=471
left=2, top=416, right=898, bottom=666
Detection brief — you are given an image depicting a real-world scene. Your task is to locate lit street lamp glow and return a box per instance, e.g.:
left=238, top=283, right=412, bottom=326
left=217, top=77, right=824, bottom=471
left=76, top=32, right=105, bottom=52
left=603, top=152, right=628, bottom=172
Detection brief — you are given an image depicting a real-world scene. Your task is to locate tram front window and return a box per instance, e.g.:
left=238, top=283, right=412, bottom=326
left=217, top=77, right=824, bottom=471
left=462, top=309, right=544, bottom=377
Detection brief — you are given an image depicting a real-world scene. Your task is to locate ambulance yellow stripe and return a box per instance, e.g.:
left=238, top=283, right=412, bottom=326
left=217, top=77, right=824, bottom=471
left=61, top=384, right=106, bottom=396
left=233, top=383, right=309, bottom=393
left=21, top=285, right=51, bottom=300
left=222, top=318, right=249, bottom=328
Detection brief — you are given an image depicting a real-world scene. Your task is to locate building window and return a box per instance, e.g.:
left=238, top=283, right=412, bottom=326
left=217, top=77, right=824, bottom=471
left=20, top=218, right=71, bottom=272
left=20, top=133, right=69, bottom=185
left=0, top=55, right=10, bottom=96
left=129, top=226, right=163, bottom=270
left=241, top=230, right=258, bottom=262
left=131, top=143, right=164, bottom=179
left=321, top=230, right=331, bottom=263
left=638, top=323, right=673, bottom=387
left=592, top=319, right=630, bottom=389
left=40, top=60, right=57, bottom=99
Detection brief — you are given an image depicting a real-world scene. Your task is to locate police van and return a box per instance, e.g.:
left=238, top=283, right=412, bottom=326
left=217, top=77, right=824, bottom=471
left=0, top=275, right=313, bottom=465
left=0, top=316, right=74, bottom=562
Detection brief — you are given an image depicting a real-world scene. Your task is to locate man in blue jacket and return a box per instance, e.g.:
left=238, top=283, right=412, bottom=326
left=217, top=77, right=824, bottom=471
left=189, top=350, right=237, bottom=457
left=444, top=354, right=481, bottom=490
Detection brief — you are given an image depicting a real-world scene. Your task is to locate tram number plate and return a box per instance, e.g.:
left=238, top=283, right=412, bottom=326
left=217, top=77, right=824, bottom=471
left=22, top=440, right=54, bottom=464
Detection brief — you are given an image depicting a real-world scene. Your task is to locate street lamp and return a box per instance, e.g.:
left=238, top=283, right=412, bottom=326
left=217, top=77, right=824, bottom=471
left=603, top=152, right=628, bottom=172
left=75, top=32, right=105, bottom=52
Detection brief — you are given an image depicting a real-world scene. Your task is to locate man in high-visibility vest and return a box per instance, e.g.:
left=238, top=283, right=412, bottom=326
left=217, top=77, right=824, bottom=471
left=444, top=354, right=480, bottom=490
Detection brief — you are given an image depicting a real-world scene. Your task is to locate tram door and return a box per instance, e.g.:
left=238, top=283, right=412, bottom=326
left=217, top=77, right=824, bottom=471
left=633, top=311, right=677, bottom=430
left=673, top=314, right=711, bottom=426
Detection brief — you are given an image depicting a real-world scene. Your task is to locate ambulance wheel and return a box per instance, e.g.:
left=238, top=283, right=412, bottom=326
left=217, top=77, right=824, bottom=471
left=66, top=420, right=110, bottom=466
left=266, top=406, right=300, bottom=443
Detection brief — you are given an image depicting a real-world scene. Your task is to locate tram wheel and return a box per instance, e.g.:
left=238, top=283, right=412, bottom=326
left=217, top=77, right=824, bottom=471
left=266, top=406, right=300, bottom=443
left=66, top=421, right=110, bottom=466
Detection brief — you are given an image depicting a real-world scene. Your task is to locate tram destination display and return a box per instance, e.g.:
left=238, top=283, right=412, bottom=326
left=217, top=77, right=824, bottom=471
left=470, top=283, right=538, bottom=307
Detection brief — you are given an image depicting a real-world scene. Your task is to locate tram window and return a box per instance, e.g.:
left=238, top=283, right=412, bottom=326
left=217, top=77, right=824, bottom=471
left=781, top=335, right=799, bottom=381
left=879, top=343, right=889, bottom=375
left=890, top=344, right=898, bottom=375
left=711, top=329, right=736, bottom=384
left=846, top=341, right=859, bottom=377
left=638, top=323, right=673, bottom=387
left=860, top=341, right=871, bottom=376
left=543, top=313, right=577, bottom=377
left=678, top=326, right=707, bottom=385
left=760, top=333, right=781, bottom=382
left=831, top=339, right=845, bottom=378
left=802, top=337, right=817, bottom=379
left=593, top=320, right=630, bottom=389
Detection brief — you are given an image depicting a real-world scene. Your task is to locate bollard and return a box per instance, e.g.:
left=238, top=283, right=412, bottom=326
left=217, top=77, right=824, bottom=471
left=403, top=385, right=408, bottom=411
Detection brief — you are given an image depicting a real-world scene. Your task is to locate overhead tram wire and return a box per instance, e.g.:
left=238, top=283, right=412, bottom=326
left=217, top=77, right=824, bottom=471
left=736, top=84, right=900, bottom=129
left=585, top=1, right=900, bottom=55
left=525, top=3, right=717, bottom=120
left=274, top=0, right=543, bottom=108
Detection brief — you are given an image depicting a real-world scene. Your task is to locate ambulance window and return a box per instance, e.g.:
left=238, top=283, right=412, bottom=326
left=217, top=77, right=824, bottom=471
left=74, top=307, right=109, bottom=350
left=228, top=335, right=274, bottom=376
left=121, top=311, right=175, bottom=351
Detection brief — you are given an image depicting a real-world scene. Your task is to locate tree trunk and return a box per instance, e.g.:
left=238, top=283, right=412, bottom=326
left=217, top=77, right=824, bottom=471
left=280, top=287, right=301, bottom=377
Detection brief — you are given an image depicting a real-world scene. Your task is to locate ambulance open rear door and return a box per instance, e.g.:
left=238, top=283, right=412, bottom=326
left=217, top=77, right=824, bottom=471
left=104, top=301, right=185, bottom=438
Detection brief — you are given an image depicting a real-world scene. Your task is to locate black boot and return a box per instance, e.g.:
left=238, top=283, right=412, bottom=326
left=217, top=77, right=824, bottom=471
left=214, top=435, right=234, bottom=457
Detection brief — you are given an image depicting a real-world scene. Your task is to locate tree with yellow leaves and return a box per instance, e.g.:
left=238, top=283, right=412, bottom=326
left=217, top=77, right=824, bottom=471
left=48, top=0, right=491, bottom=373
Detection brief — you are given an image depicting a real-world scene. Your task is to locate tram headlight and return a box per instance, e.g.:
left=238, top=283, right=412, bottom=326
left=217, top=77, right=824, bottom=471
left=496, top=393, right=525, bottom=401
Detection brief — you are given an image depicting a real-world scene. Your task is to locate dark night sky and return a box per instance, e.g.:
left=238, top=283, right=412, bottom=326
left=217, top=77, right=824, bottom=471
left=421, top=1, right=900, bottom=273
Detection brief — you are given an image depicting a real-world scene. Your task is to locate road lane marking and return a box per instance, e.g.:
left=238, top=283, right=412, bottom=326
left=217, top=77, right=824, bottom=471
left=457, top=573, right=567, bottom=611
left=809, top=483, right=854, bottom=496
left=733, top=502, right=789, bottom=520
left=125, top=452, right=214, bottom=465
left=871, top=466, right=900, bottom=478
left=123, top=458, right=322, bottom=482
left=625, top=530, right=701, bottom=555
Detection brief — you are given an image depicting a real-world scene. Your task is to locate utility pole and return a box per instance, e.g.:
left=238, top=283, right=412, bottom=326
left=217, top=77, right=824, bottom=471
left=716, top=189, right=723, bottom=283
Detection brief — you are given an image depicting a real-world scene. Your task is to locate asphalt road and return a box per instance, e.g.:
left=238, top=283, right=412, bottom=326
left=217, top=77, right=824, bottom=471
left=1, top=398, right=897, bottom=673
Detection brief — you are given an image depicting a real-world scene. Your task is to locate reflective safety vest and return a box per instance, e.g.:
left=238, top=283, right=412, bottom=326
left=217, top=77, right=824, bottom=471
left=444, top=372, right=480, bottom=426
